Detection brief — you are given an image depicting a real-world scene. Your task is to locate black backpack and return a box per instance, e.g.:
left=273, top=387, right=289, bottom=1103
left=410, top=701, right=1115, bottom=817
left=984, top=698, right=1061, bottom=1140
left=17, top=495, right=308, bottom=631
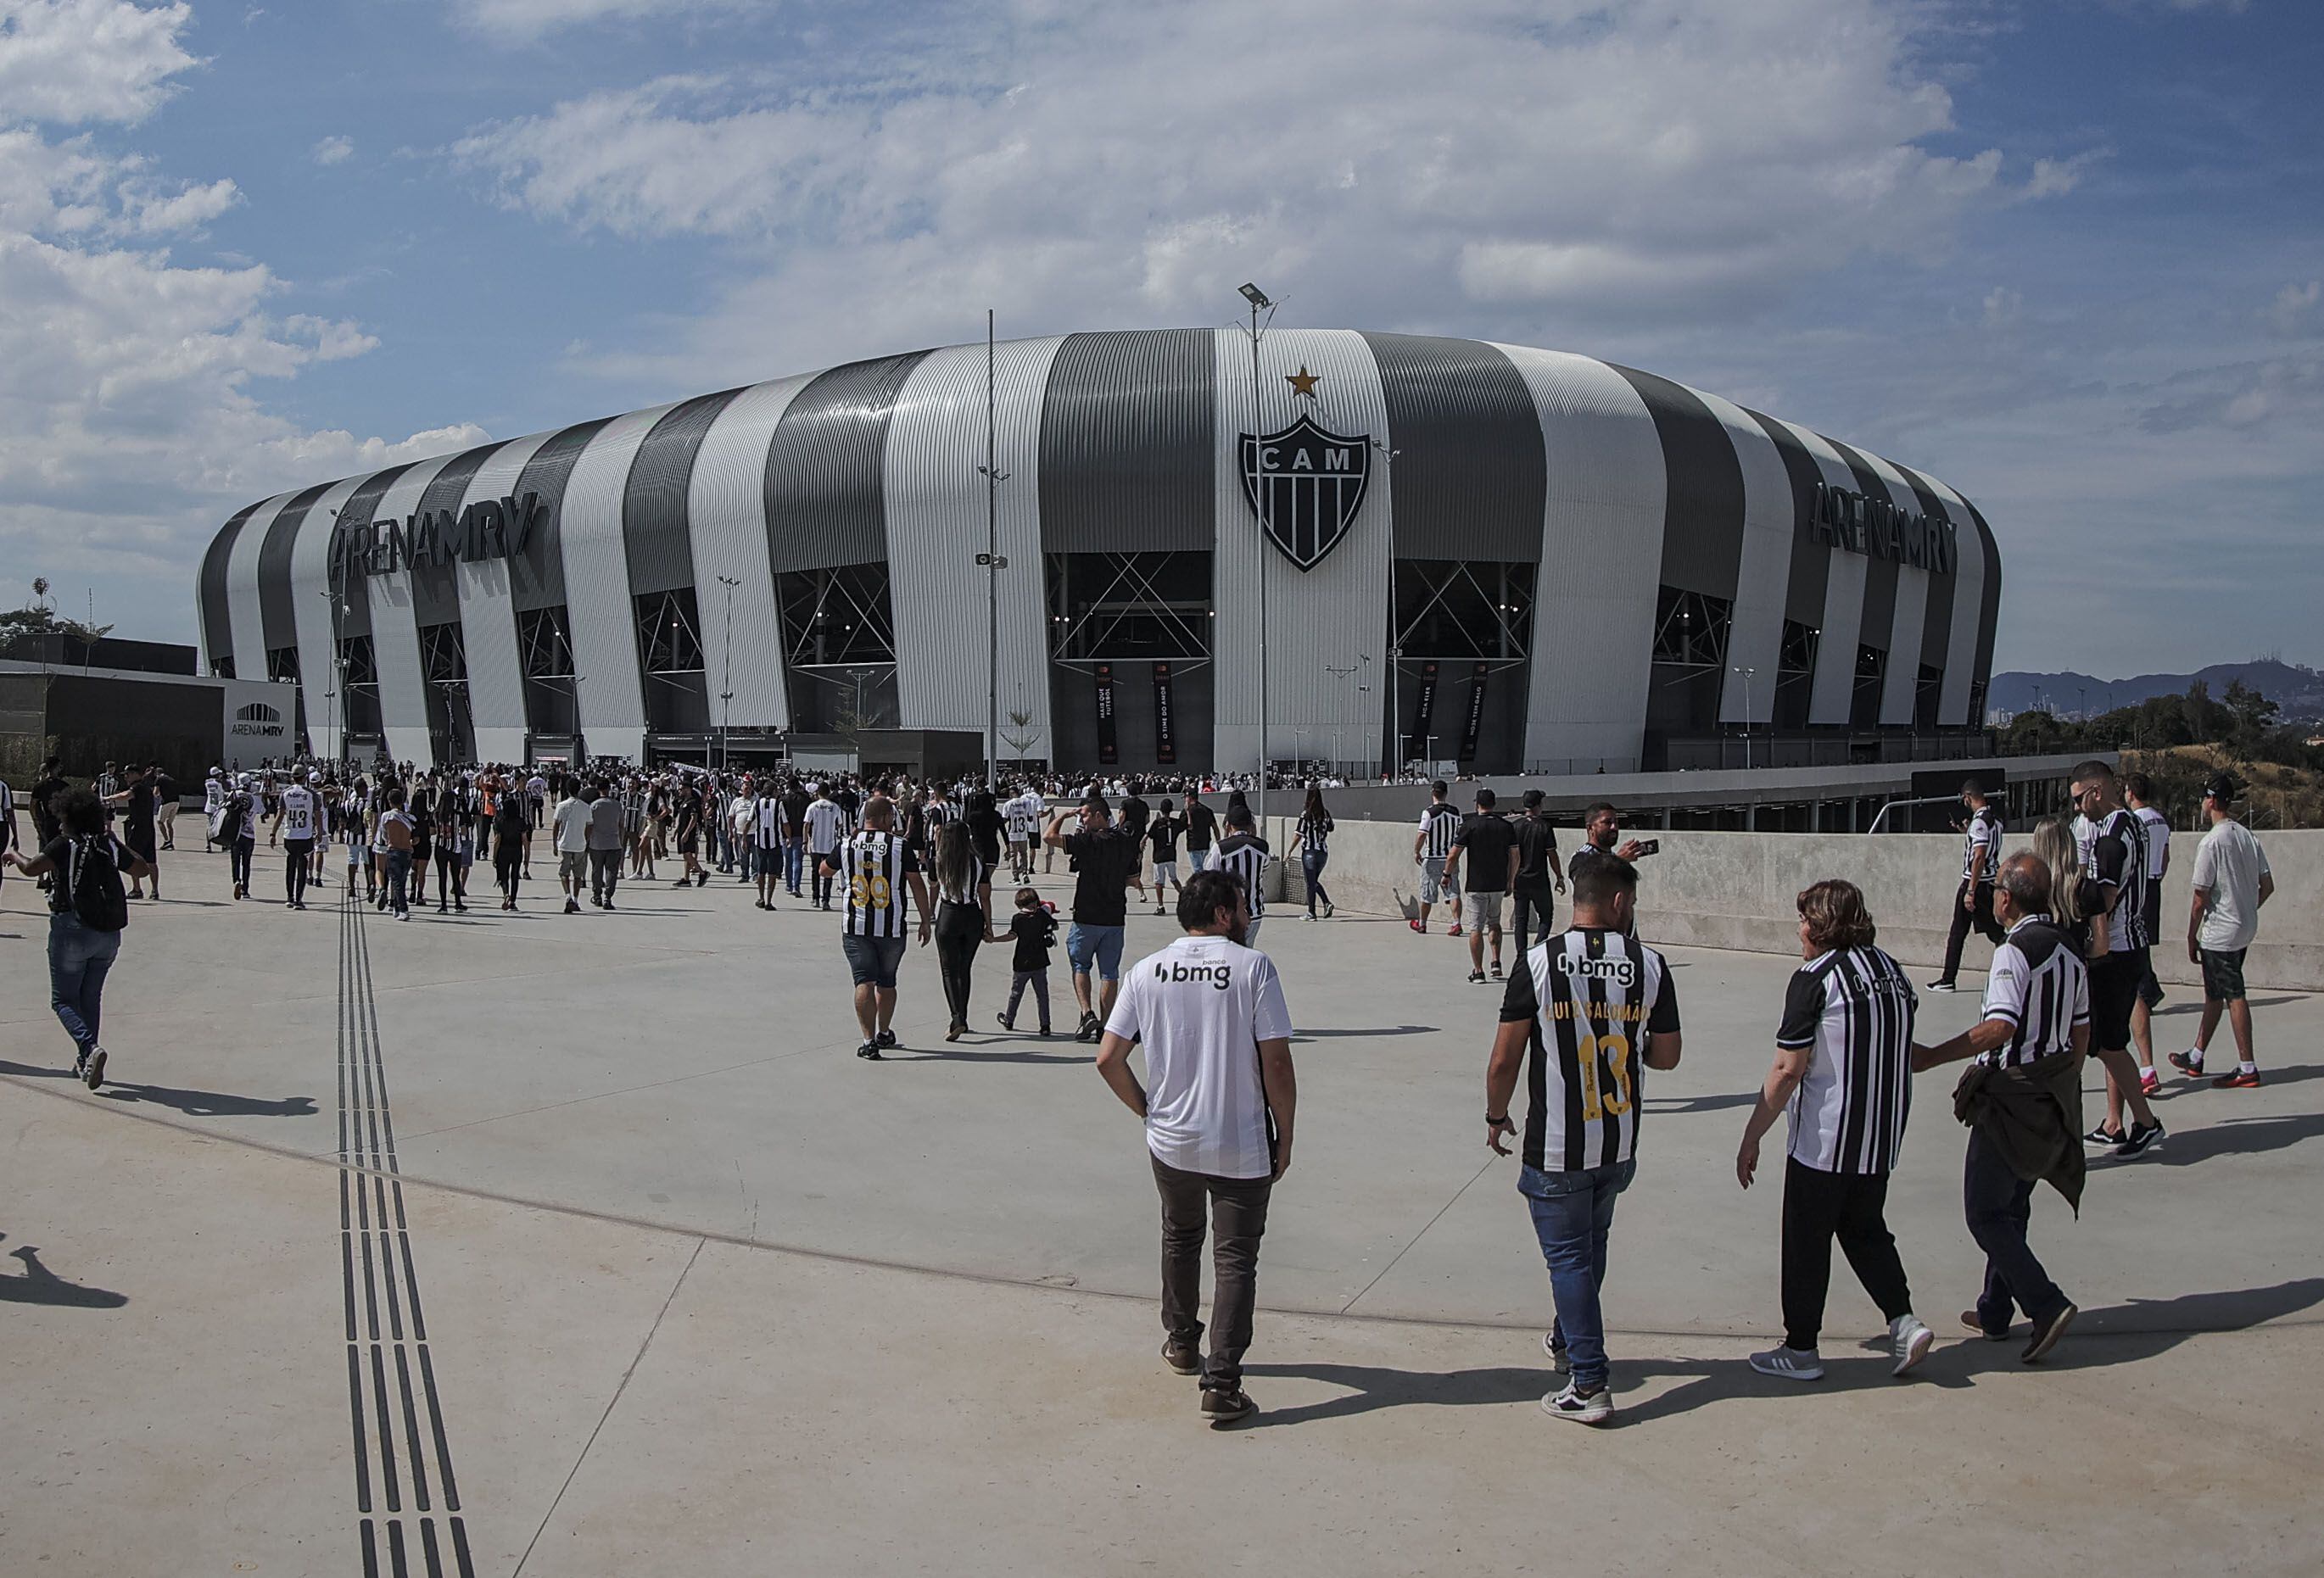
left=64, top=834, right=129, bottom=934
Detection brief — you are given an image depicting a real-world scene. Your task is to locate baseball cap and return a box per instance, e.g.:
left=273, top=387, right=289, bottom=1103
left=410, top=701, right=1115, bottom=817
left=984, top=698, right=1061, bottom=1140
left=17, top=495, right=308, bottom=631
left=2203, top=772, right=2239, bottom=803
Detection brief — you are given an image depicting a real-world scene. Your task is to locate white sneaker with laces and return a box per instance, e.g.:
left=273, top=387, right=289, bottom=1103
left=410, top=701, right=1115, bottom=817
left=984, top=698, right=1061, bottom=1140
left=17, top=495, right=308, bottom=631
left=1748, top=1345, right=1824, bottom=1381
left=1889, top=1314, right=1935, bottom=1377
left=1541, top=1382, right=1613, bottom=1424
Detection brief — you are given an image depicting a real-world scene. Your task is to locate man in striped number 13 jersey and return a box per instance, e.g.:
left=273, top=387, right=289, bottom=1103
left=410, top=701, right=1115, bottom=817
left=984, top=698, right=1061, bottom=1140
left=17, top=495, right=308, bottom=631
left=824, top=798, right=932, bottom=1062
left=1484, top=856, right=1682, bottom=1425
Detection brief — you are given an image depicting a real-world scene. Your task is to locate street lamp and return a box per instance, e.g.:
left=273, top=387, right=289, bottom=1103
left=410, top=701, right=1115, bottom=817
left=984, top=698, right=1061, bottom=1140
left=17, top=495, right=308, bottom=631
left=717, top=573, right=741, bottom=772
left=975, top=309, right=1011, bottom=791
left=1237, top=281, right=1274, bottom=822
left=1731, top=664, right=1757, bottom=769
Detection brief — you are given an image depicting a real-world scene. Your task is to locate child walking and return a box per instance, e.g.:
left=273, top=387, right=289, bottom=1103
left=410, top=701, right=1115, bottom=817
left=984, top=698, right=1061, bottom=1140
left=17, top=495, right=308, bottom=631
left=996, top=887, right=1058, bottom=1035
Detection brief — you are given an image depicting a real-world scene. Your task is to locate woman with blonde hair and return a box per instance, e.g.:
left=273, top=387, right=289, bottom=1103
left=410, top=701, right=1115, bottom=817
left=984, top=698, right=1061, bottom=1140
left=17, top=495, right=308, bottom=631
left=2030, top=817, right=2090, bottom=954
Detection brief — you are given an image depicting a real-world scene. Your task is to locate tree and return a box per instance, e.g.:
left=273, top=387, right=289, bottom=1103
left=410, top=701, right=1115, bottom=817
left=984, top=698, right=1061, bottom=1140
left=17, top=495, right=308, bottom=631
left=999, top=707, right=1042, bottom=762
left=2222, top=678, right=2280, bottom=749
left=0, top=577, right=64, bottom=642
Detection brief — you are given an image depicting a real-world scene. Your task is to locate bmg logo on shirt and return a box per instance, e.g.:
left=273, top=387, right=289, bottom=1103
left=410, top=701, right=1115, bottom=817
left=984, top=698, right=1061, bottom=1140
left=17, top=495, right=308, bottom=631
left=1556, top=952, right=1638, bottom=989
left=1158, top=960, right=1232, bottom=991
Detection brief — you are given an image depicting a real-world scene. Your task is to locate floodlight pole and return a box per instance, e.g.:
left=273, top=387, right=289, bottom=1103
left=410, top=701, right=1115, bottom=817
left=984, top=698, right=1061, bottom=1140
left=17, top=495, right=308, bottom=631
left=718, top=573, right=740, bottom=772
left=1237, top=283, right=1273, bottom=825
left=975, top=309, right=1012, bottom=790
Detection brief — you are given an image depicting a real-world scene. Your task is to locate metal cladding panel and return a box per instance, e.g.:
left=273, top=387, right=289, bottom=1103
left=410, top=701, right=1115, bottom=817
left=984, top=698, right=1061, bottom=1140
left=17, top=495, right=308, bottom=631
left=688, top=376, right=813, bottom=732
left=1827, top=439, right=1920, bottom=726
left=289, top=475, right=366, bottom=761
left=1359, top=332, right=1545, bottom=563
left=198, top=500, right=262, bottom=673
left=1898, top=464, right=1988, bottom=724
left=561, top=401, right=682, bottom=763
left=1491, top=346, right=1666, bottom=772
left=1854, top=449, right=1950, bottom=722
left=1690, top=387, right=1791, bottom=725
left=884, top=336, right=1065, bottom=758
left=1743, top=410, right=1835, bottom=633
left=510, top=418, right=612, bottom=615
left=763, top=351, right=930, bottom=573
left=1770, top=421, right=1870, bottom=727
left=1821, top=438, right=1901, bottom=705
left=1209, top=327, right=1391, bottom=772
left=1606, top=365, right=1746, bottom=599
left=366, top=455, right=457, bottom=764
left=329, top=466, right=415, bottom=647
left=408, top=444, right=497, bottom=631
left=1038, top=330, right=1215, bottom=554
left=256, top=482, right=334, bottom=661
left=624, top=387, right=748, bottom=598
left=226, top=493, right=293, bottom=680
left=1964, top=498, right=2002, bottom=701
left=451, top=431, right=556, bottom=759
left=1889, top=462, right=1960, bottom=684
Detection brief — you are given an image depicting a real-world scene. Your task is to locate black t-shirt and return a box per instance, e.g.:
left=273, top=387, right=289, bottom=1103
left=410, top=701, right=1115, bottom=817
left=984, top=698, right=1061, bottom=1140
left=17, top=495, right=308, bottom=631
left=781, top=789, right=809, bottom=834
left=1183, top=801, right=1217, bottom=850
left=1065, top=826, right=1137, bottom=926
left=1513, top=815, right=1560, bottom=889
left=1453, top=812, right=1518, bottom=894
left=1146, top=814, right=1184, bottom=861
left=41, top=833, right=132, bottom=916
left=30, top=774, right=67, bottom=834
left=966, top=804, right=1004, bottom=867
left=1008, top=906, right=1059, bottom=971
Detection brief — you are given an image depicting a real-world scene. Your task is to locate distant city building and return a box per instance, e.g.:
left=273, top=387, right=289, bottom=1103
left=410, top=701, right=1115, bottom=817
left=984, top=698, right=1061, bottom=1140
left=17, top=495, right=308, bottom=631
left=198, top=330, right=2000, bottom=771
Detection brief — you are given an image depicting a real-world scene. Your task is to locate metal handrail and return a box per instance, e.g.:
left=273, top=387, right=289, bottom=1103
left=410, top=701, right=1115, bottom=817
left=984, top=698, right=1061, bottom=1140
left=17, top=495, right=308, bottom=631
left=1865, top=794, right=1963, bottom=834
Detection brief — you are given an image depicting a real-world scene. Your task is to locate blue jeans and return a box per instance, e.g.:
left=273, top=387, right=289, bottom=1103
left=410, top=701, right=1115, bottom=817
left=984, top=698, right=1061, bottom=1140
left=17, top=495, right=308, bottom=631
left=785, top=840, right=805, bottom=893
left=1521, top=1159, right=1636, bottom=1391
left=1301, top=848, right=1330, bottom=914
left=1188, top=848, right=1210, bottom=873
left=48, top=911, right=122, bottom=1057
left=1066, top=922, right=1126, bottom=982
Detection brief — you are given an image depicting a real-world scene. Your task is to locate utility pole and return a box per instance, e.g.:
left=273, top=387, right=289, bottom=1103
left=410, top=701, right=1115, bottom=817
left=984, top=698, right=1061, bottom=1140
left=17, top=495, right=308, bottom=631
left=717, top=573, right=740, bottom=772
left=1237, top=283, right=1276, bottom=823
left=975, top=309, right=1010, bottom=789
left=1732, top=664, right=1757, bottom=769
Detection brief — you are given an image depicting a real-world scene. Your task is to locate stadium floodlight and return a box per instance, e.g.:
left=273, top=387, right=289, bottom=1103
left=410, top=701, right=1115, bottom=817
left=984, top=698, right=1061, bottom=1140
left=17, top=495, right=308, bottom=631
left=1238, top=282, right=1271, bottom=309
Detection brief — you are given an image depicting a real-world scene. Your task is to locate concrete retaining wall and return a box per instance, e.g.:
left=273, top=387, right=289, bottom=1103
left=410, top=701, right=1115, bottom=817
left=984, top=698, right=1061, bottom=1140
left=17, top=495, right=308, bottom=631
left=1261, top=818, right=2323, bottom=994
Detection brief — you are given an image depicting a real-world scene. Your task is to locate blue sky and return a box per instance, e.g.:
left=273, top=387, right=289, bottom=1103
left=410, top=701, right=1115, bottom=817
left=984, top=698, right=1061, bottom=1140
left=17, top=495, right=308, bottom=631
left=2, top=0, right=2316, bottom=676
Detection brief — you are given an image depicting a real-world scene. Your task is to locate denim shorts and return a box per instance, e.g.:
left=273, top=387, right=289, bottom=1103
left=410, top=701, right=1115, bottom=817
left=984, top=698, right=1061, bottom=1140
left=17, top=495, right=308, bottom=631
left=1066, top=922, right=1126, bottom=981
left=841, top=932, right=908, bottom=990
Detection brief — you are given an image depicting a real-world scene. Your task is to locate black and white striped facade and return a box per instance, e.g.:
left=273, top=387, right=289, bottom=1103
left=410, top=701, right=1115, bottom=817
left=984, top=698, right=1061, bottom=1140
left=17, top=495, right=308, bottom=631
left=197, top=330, right=2001, bottom=772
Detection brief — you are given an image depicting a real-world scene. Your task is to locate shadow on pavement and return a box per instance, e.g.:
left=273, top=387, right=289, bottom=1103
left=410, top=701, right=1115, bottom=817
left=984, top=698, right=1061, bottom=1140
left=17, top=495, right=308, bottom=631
left=2, top=1059, right=316, bottom=1118
left=1293, top=1025, right=1440, bottom=1040
left=2154, top=995, right=2300, bottom=1018
left=0, top=1241, right=128, bottom=1309
left=893, top=1046, right=1098, bottom=1066
left=2150, top=1112, right=2324, bottom=1165
left=1644, top=1090, right=1759, bottom=1115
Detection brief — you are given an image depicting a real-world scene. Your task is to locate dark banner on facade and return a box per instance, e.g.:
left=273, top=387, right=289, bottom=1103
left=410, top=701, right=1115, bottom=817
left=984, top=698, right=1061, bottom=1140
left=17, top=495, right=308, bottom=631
left=1152, top=661, right=1176, bottom=765
left=1095, top=662, right=1119, bottom=765
left=1459, top=661, right=1489, bottom=762
left=1409, top=660, right=1440, bottom=757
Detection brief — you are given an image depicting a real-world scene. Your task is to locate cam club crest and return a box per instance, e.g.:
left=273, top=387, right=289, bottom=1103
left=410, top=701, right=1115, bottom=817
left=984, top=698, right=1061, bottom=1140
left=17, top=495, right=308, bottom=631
left=1238, top=413, right=1371, bottom=571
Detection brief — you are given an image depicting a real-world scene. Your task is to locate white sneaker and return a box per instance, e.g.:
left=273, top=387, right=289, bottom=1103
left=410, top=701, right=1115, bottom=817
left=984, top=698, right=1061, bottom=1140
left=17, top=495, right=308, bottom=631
left=1748, top=1346, right=1824, bottom=1381
left=1541, top=1382, right=1613, bottom=1424
left=1890, top=1314, right=1935, bottom=1377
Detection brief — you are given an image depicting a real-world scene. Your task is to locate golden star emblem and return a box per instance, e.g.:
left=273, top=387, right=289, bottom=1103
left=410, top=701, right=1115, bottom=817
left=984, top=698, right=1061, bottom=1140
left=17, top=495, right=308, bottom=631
left=1284, top=365, right=1321, bottom=398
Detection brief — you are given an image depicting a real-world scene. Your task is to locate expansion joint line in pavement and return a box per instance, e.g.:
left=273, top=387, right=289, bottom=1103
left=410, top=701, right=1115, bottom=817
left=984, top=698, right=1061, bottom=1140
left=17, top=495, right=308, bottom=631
left=338, top=887, right=478, bottom=1578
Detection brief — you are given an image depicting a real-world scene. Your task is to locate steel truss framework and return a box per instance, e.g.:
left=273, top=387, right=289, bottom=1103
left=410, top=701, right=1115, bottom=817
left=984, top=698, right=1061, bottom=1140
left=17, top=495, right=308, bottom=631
left=1045, top=550, right=1212, bottom=675
left=1393, top=558, right=1534, bottom=676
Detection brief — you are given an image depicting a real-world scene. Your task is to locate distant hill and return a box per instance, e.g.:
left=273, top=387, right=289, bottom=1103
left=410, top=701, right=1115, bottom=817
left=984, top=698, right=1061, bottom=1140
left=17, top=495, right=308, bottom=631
left=1989, top=659, right=2324, bottom=723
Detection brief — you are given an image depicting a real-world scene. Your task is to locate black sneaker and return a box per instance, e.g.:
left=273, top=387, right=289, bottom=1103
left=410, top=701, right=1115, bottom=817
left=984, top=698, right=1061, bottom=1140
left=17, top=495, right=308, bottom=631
left=1489, top=961, right=1504, bottom=980
left=2082, top=1123, right=2126, bottom=1148
left=1542, top=1330, right=1570, bottom=1374
left=1927, top=979, right=1958, bottom=993
left=856, top=1040, right=882, bottom=1061
left=996, top=1013, right=1014, bottom=1032
left=564, top=898, right=580, bottom=914
left=1541, top=1382, right=1613, bottom=1425
left=2116, top=1119, right=2165, bottom=1157
left=875, top=1029, right=898, bottom=1050
left=73, top=1049, right=89, bottom=1081
left=82, top=1047, right=107, bottom=1091
left=2023, top=1302, right=2077, bottom=1363
left=1467, top=970, right=1486, bottom=984
left=1200, top=1387, right=1256, bottom=1425
left=1162, top=1338, right=1203, bottom=1376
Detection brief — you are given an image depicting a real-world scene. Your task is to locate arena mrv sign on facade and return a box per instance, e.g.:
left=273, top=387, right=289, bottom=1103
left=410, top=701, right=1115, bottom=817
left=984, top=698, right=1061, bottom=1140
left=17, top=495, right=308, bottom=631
left=330, top=493, right=547, bottom=580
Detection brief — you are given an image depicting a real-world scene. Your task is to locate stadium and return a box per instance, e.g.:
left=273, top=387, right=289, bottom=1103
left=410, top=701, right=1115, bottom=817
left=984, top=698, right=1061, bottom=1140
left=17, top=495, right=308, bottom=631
left=195, top=328, right=1999, bottom=774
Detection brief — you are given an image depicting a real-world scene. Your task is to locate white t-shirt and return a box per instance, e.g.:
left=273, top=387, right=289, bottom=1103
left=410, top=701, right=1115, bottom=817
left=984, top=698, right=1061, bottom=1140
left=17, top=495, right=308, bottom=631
left=804, top=799, right=848, bottom=855
left=2191, top=819, right=2271, bottom=952
left=279, top=783, right=317, bottom=841
left=552, top=796, right=591, bottom=854
left=2134, top=806, right=2170, bottom=881
left=1104, top=934, right=1293, bottom=1179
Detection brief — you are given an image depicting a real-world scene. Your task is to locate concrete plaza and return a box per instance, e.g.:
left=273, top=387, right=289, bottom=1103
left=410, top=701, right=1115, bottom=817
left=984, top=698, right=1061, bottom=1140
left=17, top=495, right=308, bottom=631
left=3, top=837, right=2321, bottom=1575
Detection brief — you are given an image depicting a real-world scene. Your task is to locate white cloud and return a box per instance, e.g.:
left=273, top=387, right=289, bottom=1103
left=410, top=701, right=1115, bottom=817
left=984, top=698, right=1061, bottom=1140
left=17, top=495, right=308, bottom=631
left=454, top=0, right=2036, bottom=381
left=311, top=133, right=354, bottom=166
left=0, top=0, right=472, bottom=625
left=451, top=0, right=746, bottom=39
left=0, top=0, right=198, bottom=125
left=2020, top=149, right=2106, bottom=200
left=2265, top=278, right=2319, bottom=335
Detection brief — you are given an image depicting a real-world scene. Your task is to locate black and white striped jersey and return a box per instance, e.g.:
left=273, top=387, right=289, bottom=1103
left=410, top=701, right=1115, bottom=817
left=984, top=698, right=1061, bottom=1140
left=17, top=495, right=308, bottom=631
left=932, top=854, right=987, bottom=909
left=754, top=796, right=784, bottom=849
left=2086, top=807, right=2151, bottom=953
left=1979, top=917, right=2089, bottom=1067
left=1296, top=813, right=1333, bottom=855
left=1500, top=928, right=1681, bottom=1172
left=1774, top=945, right=1917, bottom=1174
left=1417, top=803, right=1460, bottom=861
left=838, top=830, right=919, bottom=938
left=1212, top=834, right=1271, bottom=917
left=1961, top=806, right=2003, bottom=882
